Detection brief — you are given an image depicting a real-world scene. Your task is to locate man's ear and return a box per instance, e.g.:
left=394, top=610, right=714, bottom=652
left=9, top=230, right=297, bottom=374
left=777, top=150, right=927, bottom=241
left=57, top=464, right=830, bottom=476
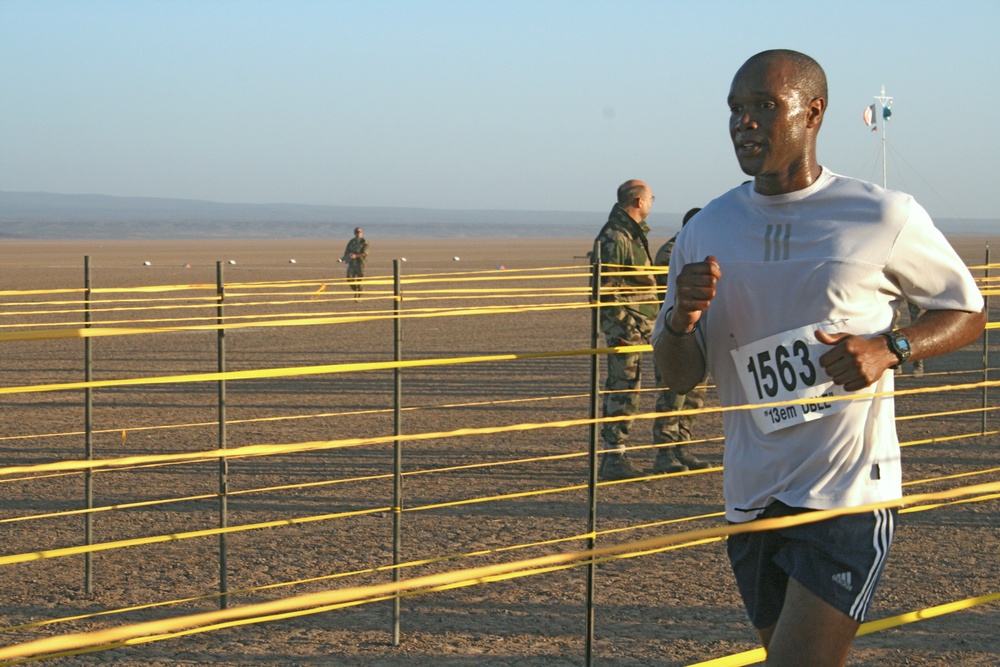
left=807, top=96, right=826, bottom=128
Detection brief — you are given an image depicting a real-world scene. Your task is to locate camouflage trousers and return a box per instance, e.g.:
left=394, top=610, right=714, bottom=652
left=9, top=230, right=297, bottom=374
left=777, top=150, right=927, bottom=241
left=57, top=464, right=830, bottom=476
left=601, top=348, right=644, bottom=451
left=346, top=263, right=365, bottom=292
left=653, top=360, right=706, bottom=444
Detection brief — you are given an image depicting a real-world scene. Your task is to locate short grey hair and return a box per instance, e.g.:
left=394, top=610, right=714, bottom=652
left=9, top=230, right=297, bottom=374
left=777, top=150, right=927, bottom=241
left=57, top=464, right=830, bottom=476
left=617, top=181, right=646, bottom=206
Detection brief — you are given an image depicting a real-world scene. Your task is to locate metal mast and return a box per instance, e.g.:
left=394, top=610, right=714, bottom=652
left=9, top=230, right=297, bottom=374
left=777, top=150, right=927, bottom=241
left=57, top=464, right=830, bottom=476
left=874, top=84, right=893, bottom=188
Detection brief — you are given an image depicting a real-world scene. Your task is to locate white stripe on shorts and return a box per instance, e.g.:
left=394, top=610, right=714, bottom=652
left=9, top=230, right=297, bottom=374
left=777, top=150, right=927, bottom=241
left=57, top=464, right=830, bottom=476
left=850, top=507, right=895, bottom=621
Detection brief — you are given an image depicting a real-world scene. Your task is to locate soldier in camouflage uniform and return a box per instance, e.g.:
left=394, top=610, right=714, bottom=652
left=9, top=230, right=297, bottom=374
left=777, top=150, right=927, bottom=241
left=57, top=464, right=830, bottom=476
left=652, top=208, right=711, bottom=473
left=342, top=227, right=369, bottom=298
left=594, top=180, right=661, bottom=480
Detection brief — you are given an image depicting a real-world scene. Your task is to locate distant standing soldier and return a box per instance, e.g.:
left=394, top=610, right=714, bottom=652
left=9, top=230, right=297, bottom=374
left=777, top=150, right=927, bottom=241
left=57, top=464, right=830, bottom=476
left=342, top=227, right=368, bottom=297
left=651, top=207, right=712, bottom=473
left=594, top=180, right=661, bottom=480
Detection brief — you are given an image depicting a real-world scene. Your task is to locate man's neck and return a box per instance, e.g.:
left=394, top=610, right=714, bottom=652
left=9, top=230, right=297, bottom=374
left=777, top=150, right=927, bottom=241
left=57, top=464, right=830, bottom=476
left=753, top=161, right=822, bottom=196
left=618, top=205, right=643, bottom=224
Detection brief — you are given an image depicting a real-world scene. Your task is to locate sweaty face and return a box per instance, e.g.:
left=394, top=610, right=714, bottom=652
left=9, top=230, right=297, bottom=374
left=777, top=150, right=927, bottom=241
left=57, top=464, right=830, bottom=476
left=728, top=57, right=815, bottom=193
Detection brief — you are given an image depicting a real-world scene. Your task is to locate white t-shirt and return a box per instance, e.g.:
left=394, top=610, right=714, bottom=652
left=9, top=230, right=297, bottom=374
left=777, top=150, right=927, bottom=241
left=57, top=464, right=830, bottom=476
left=652, top=168, right=984, bottom=522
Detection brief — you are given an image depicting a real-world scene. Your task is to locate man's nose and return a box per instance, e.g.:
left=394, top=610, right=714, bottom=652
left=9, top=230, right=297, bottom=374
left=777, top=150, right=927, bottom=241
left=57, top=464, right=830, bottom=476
left=734, top=112, right=757, bottom=131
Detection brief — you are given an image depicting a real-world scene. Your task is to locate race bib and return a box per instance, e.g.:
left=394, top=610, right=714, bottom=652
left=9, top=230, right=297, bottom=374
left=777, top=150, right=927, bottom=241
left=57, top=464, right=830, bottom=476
left=730, top=322, right=857, bottom=434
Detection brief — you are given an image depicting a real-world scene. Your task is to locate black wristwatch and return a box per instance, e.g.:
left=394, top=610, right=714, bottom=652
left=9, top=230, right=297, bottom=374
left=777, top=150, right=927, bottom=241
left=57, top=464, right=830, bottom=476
left=882, top=330, right=912, bottom=368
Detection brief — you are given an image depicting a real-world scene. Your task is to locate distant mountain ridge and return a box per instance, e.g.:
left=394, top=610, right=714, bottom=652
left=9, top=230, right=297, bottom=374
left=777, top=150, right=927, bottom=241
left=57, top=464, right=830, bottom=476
left=0, top=191, right=994, bottom=240
left=0, top=191, right=603, bottom=239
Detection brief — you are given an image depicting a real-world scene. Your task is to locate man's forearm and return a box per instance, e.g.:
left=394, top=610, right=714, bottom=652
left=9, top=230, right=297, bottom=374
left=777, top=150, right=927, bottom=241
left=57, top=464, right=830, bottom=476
left=902, top=308, right=987, bottom=360
left=653, top=334, right=706, bottom=395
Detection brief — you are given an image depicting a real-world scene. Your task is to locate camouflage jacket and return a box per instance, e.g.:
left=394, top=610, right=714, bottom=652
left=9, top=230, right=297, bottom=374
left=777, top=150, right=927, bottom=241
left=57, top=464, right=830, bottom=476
left=343, top=237, right=369, bottom=268
left=653, top=235, right=677, bottom=288
left=594, top=204, right=659, bottom=344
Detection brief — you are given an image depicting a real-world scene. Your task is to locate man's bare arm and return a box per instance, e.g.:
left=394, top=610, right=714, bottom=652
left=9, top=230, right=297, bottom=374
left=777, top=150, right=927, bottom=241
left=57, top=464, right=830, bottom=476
left=654, top=327, right=707, bottom=396
left=816, top=307, right=987, bottom=391
left=654, top=256, right=721, bottom=394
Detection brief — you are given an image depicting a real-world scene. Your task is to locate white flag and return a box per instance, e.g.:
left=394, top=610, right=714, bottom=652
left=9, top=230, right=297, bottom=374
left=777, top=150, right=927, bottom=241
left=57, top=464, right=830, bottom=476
left=863, top=103, right=877, bottom=131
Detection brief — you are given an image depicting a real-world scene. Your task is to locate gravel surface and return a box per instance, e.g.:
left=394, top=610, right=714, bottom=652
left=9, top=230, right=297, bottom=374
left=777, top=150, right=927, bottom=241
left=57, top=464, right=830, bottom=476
left=0, top=237, right=996, bottom=666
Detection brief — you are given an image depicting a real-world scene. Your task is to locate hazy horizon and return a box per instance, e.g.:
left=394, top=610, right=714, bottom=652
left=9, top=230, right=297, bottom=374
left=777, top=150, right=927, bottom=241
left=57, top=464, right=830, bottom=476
left=1, top=190, right=995, bottom=240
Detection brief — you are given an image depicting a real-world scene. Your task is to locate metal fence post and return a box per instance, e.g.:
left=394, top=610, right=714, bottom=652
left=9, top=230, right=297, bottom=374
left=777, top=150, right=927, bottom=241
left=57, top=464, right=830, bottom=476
left=586, top=241, right=601, bottom=667
left=84, top=256, right=94, bottom=594
left=392, top=259, right=404, bottom=646
left=217, top=261, right=229, bottom=609
left=983, top=244, right=990, bottom=436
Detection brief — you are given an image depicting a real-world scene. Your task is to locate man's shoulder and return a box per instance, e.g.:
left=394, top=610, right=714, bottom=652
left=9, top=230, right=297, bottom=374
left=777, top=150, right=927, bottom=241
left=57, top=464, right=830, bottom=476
left=653, top=237, right=676, bottom=265
left=814, top=171, right=919, bottom=226
left=595, top=216, right=630, bottom=242
left=692, top=183, right=750, bottom=219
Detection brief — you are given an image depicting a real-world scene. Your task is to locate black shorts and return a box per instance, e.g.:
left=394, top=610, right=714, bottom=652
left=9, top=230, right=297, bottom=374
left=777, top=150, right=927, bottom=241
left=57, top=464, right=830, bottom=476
left=727, top=501, right=897, bottom=628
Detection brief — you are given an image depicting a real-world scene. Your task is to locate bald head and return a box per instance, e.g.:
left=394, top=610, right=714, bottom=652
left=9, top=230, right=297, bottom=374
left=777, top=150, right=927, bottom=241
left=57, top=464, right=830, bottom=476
left=616, top=179, right=653, bottom=223
left=741, top=49, right=827, bottom=110
left=617, top=180, right=649, bottom=207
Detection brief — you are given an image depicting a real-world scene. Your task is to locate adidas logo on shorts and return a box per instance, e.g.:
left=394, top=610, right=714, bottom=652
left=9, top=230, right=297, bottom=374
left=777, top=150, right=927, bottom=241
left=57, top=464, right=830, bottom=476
left=832, top=572, right=853, bottom=591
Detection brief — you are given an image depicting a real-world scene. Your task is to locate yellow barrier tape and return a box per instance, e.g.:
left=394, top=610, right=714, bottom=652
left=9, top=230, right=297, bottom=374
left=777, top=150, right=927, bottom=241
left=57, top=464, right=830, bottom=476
left=0, top=389, right=591, bottom=445
left=904, top=466, right=1000, bottom=487
left=2, top=328, right=994, bottom=401
left=0, top=490, right=219, bottom=524
left=0, top=467, right=994, bottom=645
left=4, top=447, right=996, bottom=533
left=0, top=282, right=984, bottom=339
left=0, top=527, right=722, bottom=642
left=901, top=492, right=1000, bottom=514
left=0, top=452, right=626, bottom=539
left=80, top=545, right=991, bottom=667
left=0, top=288, right=86, bottom=298
left=0, top=257, right=984, bottom=299
left=0, top=347, right=598, bottom=395
left=0, top=482, right=994, bottom=664
left=691, top=592, right=1000, bottom=667
left=0, top=356, right=988, bottom=447
left=272, top=270, right=592, bottom=289
left=900, top=429, right=1000, bottom=449
left=857, top=590, right=1000, bottom=635
left=3, top=481, right=996, bottom=644
left=896, top=404, right=1000, bottom=421
left=0, top=505, right=393, bottom=567
left=0, top=463, right=995, bottom=587
left=5, top=403, right=993, bottom=556
left=0, top=289, right=593, bottom=330
left=0, top=296, right=600, bottom=341
left=3, top=373, right=998, bottom=479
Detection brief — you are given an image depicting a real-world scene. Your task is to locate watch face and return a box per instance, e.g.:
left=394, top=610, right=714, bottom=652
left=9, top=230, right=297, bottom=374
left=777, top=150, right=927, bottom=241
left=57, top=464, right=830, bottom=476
left=888, top=332, right=912, bottom=365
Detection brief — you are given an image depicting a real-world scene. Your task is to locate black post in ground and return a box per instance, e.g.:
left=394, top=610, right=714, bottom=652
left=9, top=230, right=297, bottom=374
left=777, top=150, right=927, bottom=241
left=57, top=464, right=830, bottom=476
left=84, top=256, right=94, bottom=594
left=217, top=261, right=230, bottom=609
left=585, top=240, right=602, bottom=667
left=392, top=259, right=404, bottom=646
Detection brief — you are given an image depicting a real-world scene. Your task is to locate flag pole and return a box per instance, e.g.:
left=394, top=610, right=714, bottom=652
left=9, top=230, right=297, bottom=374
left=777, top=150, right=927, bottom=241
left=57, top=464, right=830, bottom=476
left=875, top=84, right=893, bottom=189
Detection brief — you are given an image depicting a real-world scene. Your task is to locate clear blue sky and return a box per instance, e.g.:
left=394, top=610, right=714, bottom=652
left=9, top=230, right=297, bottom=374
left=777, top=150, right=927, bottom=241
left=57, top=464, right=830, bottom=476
left=2, top=0, right=998, bottom=221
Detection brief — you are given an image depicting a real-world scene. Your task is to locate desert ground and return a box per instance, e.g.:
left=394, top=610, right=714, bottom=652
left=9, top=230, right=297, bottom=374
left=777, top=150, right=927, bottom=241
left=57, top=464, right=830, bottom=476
left=0, top=236, right=997, bottom=666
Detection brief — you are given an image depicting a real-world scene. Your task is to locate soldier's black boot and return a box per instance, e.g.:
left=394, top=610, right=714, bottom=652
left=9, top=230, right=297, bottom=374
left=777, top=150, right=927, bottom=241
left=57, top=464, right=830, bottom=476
left=599, top=452, right=645, bottom=481
left=674, top=446, right=711, bottom=470
left=652, top=448, right=689, bottom=474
